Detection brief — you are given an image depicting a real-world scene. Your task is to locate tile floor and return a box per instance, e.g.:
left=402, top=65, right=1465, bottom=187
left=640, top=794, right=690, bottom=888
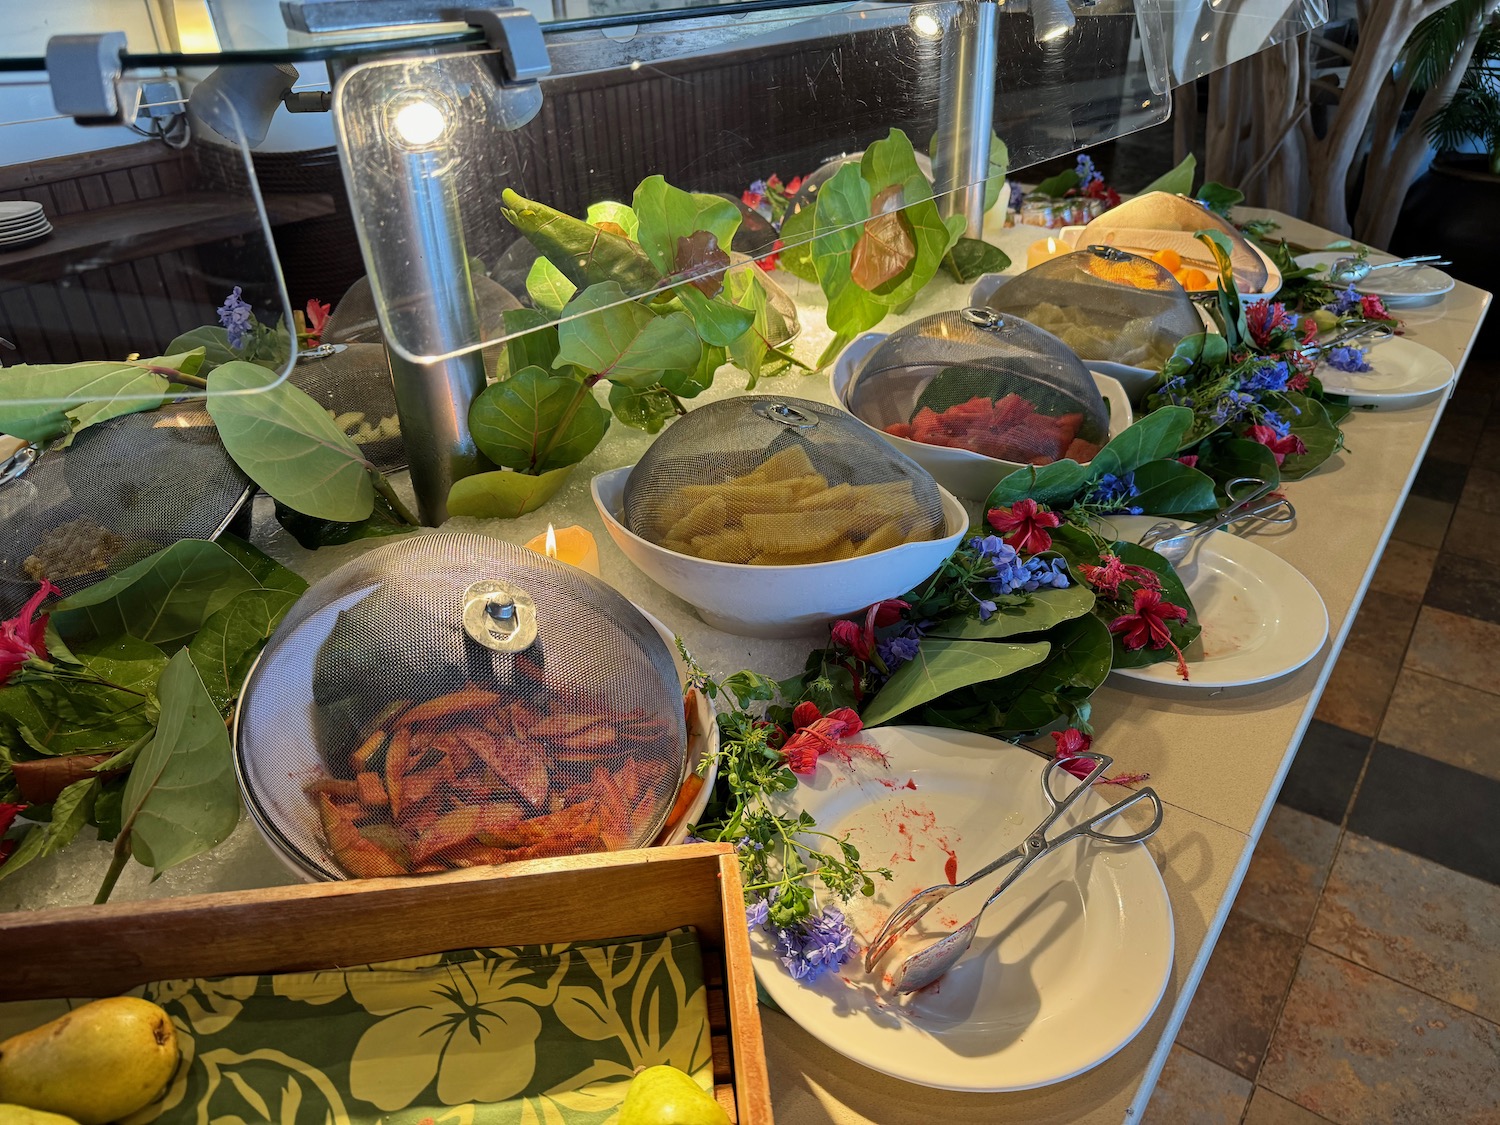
left=1144, top=357, right=1500, bottom=1124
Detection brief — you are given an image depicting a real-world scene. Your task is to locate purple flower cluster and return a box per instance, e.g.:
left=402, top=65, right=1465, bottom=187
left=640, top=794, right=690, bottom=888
left=1325, top=346, right=1371, bottom=373
left=1009, top=182, right=1025, bottom=212
left=1324, top=283, right=1362, bottom=317
left=217, top=286, right=256, bottom=350
left=1089, top=472, right=1144, bottom=515
left=876, top=627, right=923, bottom=672
left=1075, top=153, right=1102, bottom=188
left=771, top=906, right=855, bottom=981
left=1242, top=359, right=1291, bottom=394
left=969, top=535, right=1071, bottom=620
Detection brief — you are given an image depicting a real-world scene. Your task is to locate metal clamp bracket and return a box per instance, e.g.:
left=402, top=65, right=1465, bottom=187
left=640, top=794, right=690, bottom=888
left=45, top=32, right=134, bottom=125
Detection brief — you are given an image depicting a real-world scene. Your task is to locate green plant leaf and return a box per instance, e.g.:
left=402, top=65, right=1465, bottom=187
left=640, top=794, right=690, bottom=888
left=928, top=131, right=1010, bottom=212
left=855, top=134, right=953, bottom=306
left=925, top=584, right=1096, bottom=640
left=207, top=360, right=376, bottom=522
left=585, top=199, right=639, bottom=239
left=555, top=282, right=701, bottom=390
left=1195, top=229, right=1247, bottom=349
left=119, top=650, right=240, bottom=876
left=0, top=777, right=99, bottom=883
left=164, top=326, right=240, bottom=371
left=987, top=459, right=1094, bottom=508
left=0, top=351, right=201, bottom=443
left=1277, top=391, right=1344, bottom=480
left=1032, top=168, right=1081, bottom=199
left=72, top=635, right=169, bottom=697
left=1126, top=459, right=1219, bottom=514
left=1140, top=154, right=1197, bottom=197
left=498, top=308, right=563, bottom=377
left=942, top=237, right=1013, bottom=283
left=632, top=177, right=742, bottom=282
left=811, top=163, right=886, bottom=339
left=502, top=188, right=660, bottom=294
left=861, top=638, right=1051, bottom=727
left=525, top=255, right=578, bottom=315
left=446, top=464, right=574, bottom=519
left=1088, top=407, right=1195, bottom=480
left=1191, top=435, right=1282, bottom=502
left=776, top=202, right=819, bottom=283
left=0, top=678, right=153, bottom=756
left=725, top=269, right=800, bottom=388
left=470, top=366, right=609, bottom=474
left=272, top=494, right=412, bottom=551
left=214, top=535, right=309, bottom=595
left=1196, top=181, right=1244, bottom=218
left=1161, top=332, right=1230, bottom=380
left=188, top=588, right=299, bottom=712
left=52, top=539, right=260, bottom=645
left=607, top=384, right=679, bottom=432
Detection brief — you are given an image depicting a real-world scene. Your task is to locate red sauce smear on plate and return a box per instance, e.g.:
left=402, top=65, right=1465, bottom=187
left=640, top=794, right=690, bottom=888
left=943, top=847, right=959, bottom=885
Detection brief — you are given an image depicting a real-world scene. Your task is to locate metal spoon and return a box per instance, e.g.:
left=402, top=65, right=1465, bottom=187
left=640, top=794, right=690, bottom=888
left=1328, top=254, right=1449, bottom=284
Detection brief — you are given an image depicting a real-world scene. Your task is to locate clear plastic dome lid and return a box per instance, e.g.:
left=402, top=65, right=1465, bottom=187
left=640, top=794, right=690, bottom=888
left=236, top=532, right=687, bottom=881
left=622, top=395, right=945, bottom=566
left=979, top=247, right=1204, bottom=370
left=1077, top=192, right=1269, bottom=294
left=846, top=308, right=1111, bottom=466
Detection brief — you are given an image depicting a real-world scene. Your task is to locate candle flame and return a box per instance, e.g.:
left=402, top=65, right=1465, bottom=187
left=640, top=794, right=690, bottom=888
left=544, top=524, right=558, bottom=559
left=1046, top=238, right=1058, bottom=253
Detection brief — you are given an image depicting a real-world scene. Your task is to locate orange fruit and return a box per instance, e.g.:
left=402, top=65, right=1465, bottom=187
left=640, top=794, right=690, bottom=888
left=1176, top=267, right=1212, bottom=290
left=1151, top=248, right=1182, bottom=272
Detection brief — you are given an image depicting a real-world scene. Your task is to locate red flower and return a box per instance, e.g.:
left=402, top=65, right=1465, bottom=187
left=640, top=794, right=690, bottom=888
left=1050, top=728, right=1097, bottom=782
left=785, top=175, right=805, bottom=195
left=829, top=619, right=868, bottom=662
left=1177, top=455, right=1199, bottom=469
left=1109, top=588, right=1190, bottom=680
left=1302, top=319, right=1319, bottom=345
left=1246, top=301, right=1295, bottom=349
left=0, top=581, right=57, bottom=685
left=1079, top=552, right=1161, bottom=599
left=0, top=802, right=27, bottom=867
left=1360, top=294, right=1392, bottom=322
left=756, top=238, right=784, bottom=273
left=829, top=599, right=909, bottom=667
left=1084, top=180, right=1121, bottom=209
left=742, top=188, right=764, bottom=209
left=1245, top=425, right=1308, bottom=466
left=987, top=499, right=1062, bottom=555
left=304, top=298, right=331, bottom=345
left=1288, top=371, right=1310, bottom=392
left=782, top=703, right=882, bottom=774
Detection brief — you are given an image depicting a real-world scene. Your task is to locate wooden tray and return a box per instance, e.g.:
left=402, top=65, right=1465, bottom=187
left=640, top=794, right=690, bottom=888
left=0, top=842, right=771, bottom=1124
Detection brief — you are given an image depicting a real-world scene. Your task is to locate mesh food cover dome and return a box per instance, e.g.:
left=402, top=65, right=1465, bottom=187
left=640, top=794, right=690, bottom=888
left=846, top=308, right=1111, bottom=466
left=236, top=533, right=688, bottom=881
left=622, top=396, right=945, bottom=566
left=1077, top=192, right=1269, bottom=293
left=980, top=247, right=1204, bottom=370
left=289, top=343, right=405, bottom=474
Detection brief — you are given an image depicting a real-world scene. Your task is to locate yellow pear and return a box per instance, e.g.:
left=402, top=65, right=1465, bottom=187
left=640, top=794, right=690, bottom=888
left=0, top=998, right=178, bottom=1125
left=0, top=1107, right=80, bottom=1125
left=618, top=1066, right=731, bottom=1125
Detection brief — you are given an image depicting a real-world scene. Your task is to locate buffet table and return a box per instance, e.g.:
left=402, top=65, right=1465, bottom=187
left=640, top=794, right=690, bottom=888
left=0, top=207, right=1489, bottom=1123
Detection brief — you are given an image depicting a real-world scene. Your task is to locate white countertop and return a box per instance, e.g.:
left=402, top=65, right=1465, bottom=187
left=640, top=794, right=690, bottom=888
left=1, top=207, right=1490, bottom=1124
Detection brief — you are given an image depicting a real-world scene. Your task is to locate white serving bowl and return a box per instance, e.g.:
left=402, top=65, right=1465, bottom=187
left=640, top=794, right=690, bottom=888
left=591, top=465, right=969, bottom=639
left=830, top=332, right=1135, bottom=502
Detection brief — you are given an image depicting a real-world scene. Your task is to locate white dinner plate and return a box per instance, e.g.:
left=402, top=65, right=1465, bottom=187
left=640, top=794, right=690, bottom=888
left=1295, top=250, right=1456, bottom=304
left=0, top=201, right=43, bottom=222
left=1316, top=334, right=1455, bottom=408
left=752, top=725, right=1174, bottom=1092
left=1101, top=514, right=1328, bottom=689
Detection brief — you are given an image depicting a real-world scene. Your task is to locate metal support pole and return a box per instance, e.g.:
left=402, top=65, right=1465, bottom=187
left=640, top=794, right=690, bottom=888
left=932, top=2, right=999, bottom=240
left=382, top=135, right=492, bottom=526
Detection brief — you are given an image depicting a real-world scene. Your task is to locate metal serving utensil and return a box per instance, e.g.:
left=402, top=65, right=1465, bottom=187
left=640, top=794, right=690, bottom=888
left=864, top=752, right=1163, bottom=993
left=1136, top=498, right=1296, bottom=567
left=1137, top=477, right=1272, bottom=560
left=1328, top=254, right=1450, bottom=284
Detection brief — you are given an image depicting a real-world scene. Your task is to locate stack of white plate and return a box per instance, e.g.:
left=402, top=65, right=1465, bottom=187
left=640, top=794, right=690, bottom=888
left=0, top=201, right=53, bottom=249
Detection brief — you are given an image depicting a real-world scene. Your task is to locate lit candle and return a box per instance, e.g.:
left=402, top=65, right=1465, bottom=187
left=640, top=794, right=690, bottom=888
left=524, top=523, right=601, bottom=577
left=1027, top=237, right=1067, bottom=270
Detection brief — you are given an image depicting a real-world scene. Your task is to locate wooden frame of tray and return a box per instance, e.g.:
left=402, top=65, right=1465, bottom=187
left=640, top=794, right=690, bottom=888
left=0, top=842, right=772, bottom=1124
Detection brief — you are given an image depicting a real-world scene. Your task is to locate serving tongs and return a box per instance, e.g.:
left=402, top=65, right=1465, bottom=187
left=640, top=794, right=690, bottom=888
left=1137, top=477, right=1295, bottom=565
left=864, top=752, right=1164, bottom=993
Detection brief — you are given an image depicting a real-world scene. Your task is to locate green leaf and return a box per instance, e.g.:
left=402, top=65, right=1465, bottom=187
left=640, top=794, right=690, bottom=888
left=555, top=282, right=701, bottom=390
left=1192, top=436, right=1282, bottom=500
left=1126, top=459, right=1219, bottom=515
left=446, top=464, right=574, bottom=519
left=0, top=352, right=199, bottom=443
left=52, top=539, right=260, bottom=646
left=632, top=177, right=742, bottom=281
left=470, top=366, right=609, bottom=474
left=0, top=679, right=152, bottom=756
left=861, top=638, right=1051, bottom=727
left=72, top=635, right=169, bottom=697
left=213, top=535, right=308, bottom=595
left=272, top=494, right=411, bottom=550
left=1195, top=229, right=1247, bottom=349
left=0, top=777, right=99, bottom=883
left=525, top=256, right=578, bottom=315
left=1032, top=168, right=1081, bottom=199
left=502, top=188, right=660, bottom=294
left=498, top=308, right=562, bottom=377
left=811, top=164, right=885, bottom=339
left=1140, top=154, right=1197, bottom=197
left=725, top=269, right=800, bottom=388
left=164, top=326, right=239, bottom=371
left=776, top=202, right=819, bottom=283
left=929, top=131, right=1010, bottom=212
left=855, top=133, right=953, bottom=306
left=119, top=650, right=240, bottom=876
left=207, top=360, right=376, bottom=522
left=1276, top=391, right=1344, bottom=480
left=1088, top=407, right=1195, bottom=480
left=585, top=199, right=639, bottom=239
left=942, top=237, right=1013, bottom=283
left=188, top=588, right=299, bottom=712
left=607, top=384, right=679, bottom=433
left=1162, top=332, right=1230, bottom=379
left=988, top=459, right=1094, bottom=509
left=925, top=584, right=1096, bottom=640
left=1196, top=181, right=1244, bottom=218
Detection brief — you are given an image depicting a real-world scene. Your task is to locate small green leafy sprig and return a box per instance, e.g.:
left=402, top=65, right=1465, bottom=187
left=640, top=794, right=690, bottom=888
left=676, top=648, right=890, bottom=927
